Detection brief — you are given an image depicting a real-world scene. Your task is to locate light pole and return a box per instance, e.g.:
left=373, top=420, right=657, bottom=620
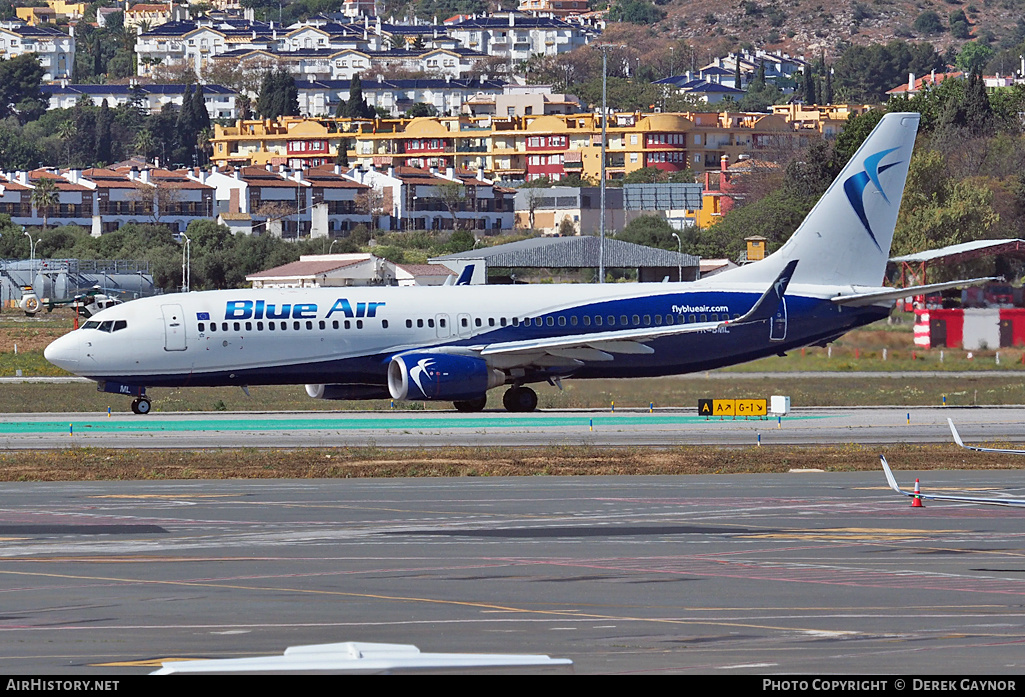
left=181, top=233, right=190, bottom=293
left=594, top=44, right=622, bottom=283
left=24, top=228, right=35, bottom=289
left=671, top=231, right=682, bottom=282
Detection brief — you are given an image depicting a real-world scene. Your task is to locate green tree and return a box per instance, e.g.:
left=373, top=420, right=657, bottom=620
left=949, top=9, right=971, bottom=40
left=832, top=41, right=945, bottom=103
left=0, top=54, right=46, bottom=124
left=336, top=73, right=375, bottom=118
left=95, top=100, right=113, bottom=165
left=834, top=110, right=884, bottom=165
left=617, top=214, right=682, bottom=251
left=956, top=41, right=995, bottom=75
left=913, top=10, right=943, bottom=35
left=607, top=0, right=665, bottom=24
left=404, top=102, right=437, bottom=118
left=257, top=69, right=299, bottom=119
left=892, top=150, right=999, bottom=256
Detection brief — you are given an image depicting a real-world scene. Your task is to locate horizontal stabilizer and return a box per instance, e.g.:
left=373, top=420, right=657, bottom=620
left=831, top=277, right=998, bottom=307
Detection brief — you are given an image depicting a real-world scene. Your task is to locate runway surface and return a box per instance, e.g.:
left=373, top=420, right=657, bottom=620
left=3, top=406, right=1025, bottom=448
left=3, top=472, right=1025, bottom=675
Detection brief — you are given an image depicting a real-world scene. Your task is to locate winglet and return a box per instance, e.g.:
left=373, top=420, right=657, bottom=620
left=948, top=418, right=966, bottom=449
left=455, top=264, right=475, bottom=286
left=731, top=259, right=799, bottom=325
left=879, top=455, right=906, bottom=495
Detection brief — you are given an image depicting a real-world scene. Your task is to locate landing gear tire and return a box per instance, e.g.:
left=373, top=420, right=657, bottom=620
left=131, top=397, right=151, bottom=415
left=502, top=386, right=538, bottom=413
left=453, top=395, right=488, bottom=412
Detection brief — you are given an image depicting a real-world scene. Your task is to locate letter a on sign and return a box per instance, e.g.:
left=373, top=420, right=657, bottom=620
left=698, top=399, right=713, bottom=416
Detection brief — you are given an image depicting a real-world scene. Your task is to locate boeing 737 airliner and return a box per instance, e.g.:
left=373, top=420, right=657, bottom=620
left=44, top=112, right=983, bottom=414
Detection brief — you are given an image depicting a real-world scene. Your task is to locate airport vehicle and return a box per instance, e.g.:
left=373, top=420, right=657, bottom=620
left=880, top=454, right=1025, bottom=507
left=44, top=112, right=985, bottom=415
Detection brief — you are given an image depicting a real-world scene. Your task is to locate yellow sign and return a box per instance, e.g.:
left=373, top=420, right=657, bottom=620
left=735, top=399, right=767, bottom=416
left=698, top=399, right=767, bottom=418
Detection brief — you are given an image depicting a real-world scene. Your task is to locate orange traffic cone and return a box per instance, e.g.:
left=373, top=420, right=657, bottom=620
left=911, top=479, right=924, bottom=508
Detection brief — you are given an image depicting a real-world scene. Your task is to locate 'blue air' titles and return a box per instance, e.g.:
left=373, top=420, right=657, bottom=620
left=223, top=299, right=386, bottom=320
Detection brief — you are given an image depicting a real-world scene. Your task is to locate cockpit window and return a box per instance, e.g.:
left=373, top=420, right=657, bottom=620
left=81, top=319, right=127, bottom=332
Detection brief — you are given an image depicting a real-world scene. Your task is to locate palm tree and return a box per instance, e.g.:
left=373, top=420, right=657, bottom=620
left=57, top=120, right=75, bottom=168
left=31, top=178, right=59, bottom=230
left=133, top=128, right=155, bottom=159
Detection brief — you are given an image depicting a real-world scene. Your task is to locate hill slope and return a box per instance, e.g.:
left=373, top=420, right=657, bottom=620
left=618, top=0, right=1025, bottom=62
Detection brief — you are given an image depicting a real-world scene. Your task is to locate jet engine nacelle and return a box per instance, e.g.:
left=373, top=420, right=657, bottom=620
left=305, top=384, right=392, bottom=400
left=387, top=353, right=504, bottom=402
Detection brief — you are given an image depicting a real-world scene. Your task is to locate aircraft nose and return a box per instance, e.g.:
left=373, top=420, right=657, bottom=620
left=44, top=333, right=80, bottom=371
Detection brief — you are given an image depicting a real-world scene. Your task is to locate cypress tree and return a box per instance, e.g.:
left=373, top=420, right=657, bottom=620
left=95, top=99, right=112, bottom=165
left=176, top=84, right=195, bottom=147
left=963, top=70, right=993, bottom=135
left=192, top=82, right=210, bottom=133
left=805, top=70, right=817, bottom=105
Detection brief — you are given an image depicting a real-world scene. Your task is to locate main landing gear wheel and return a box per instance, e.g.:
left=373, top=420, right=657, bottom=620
left=502, top=386, right=538, bottom=413
left=453, top=396, right=488, bottom=412
left=131, top=397, right=151, bottom=415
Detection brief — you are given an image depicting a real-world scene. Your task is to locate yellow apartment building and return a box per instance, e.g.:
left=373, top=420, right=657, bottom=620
left=210, top=107, right=851, bottom=185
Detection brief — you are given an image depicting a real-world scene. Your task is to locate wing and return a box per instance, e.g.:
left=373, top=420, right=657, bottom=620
left=831, top=277, right=998, bottom=307
left=949, top=418, right=1025, bottom=455
left=476, top=260, right=798, bottom=364
left=879, top=455, right=1025, bottom=507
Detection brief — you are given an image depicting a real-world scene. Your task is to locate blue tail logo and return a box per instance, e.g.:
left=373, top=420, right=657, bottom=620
left=843, top=147, right=902, bottom=252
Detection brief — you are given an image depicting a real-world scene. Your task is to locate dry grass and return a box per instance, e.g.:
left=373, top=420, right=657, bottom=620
left=0, top=443, right=1016, bottom=481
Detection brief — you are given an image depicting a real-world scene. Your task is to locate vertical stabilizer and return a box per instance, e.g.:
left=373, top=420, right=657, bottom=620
left=727, top=112, right=920, bottom=287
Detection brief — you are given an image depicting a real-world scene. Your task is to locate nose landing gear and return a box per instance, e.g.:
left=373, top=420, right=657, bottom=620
left=98, top=381, right=152, bottom=415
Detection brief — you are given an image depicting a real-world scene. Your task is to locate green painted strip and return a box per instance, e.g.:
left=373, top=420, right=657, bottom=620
left=0, top=414, right=826, bottom=434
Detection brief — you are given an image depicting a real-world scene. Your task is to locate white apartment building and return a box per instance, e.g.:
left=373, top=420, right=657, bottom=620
left=0, top=22, right=75, bottom=81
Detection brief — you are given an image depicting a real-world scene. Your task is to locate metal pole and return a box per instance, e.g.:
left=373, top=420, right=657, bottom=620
left=181, top=233, right=190, bottom=293
left=24, top=228, right=33, bottom=289
left=599, top=48, right=607, bottom=284
left=594, top=43, right=623, bottom=284
left=672, top=232, right=681, bottom=281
